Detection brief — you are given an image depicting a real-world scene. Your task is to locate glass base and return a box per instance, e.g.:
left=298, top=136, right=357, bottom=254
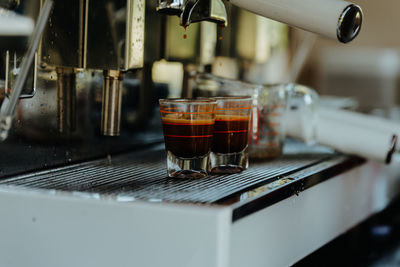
left=166, top=151, right=209, bottom=179
left=210, top=148, right=248, bottom=174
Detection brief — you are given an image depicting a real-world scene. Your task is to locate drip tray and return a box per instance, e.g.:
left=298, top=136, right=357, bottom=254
left=0, top=140, right=336, bottom=204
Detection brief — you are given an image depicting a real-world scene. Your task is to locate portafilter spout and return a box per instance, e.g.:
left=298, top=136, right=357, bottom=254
left=156, top=0, right=184, bottom=15
left=157, top=0, right=227, bottom=27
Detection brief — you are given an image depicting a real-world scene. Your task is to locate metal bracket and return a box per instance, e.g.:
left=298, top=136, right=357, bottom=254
left=4, top=50, right=37, bottom=99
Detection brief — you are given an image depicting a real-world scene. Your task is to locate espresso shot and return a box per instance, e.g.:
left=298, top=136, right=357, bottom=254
left=159, top=99, right=217, bottom=179
left=212, top=115, right=249, bottom=154
left=162, top=116, right=214, bottom=158
left=210, top=97, right=252, bottom=174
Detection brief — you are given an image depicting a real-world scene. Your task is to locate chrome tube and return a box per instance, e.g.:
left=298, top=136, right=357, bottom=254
left=101, top=70, right=123, bottom=136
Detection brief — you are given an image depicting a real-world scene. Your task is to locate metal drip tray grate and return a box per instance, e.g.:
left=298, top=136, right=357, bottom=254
left=0, top=141, right=335, bottom=204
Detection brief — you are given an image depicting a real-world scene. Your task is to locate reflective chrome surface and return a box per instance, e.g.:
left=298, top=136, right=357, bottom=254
left=85, top=0, right=145, bottom=70
left=0, top=140, right=336, bottom=206
left=41, top=0, right=145, bottom=71
left=180, top=0, right=227, bottom=27
left=125, top=0, right=145, bottom=69
left=157, top=0, right=227, bottom=27
left=101, top=70, right=123, bottom=136
left=56, top=67, right=76, bottom=134
left=156, top=0, right=184, bottom=15
left=40, top=0, right=84, bottom=68
left=5, top=50, right=37, bottom=99
left=337, top=4, right=363, bottom=43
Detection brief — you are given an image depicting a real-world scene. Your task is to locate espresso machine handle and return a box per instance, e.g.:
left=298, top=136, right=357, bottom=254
left=229, top=0, right=363, bottom=43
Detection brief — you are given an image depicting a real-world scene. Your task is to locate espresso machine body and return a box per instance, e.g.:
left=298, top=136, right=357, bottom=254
left=0, top=0, right=228, bottom=176
left=40, top=0, right=144, bottom=70
left=3, top=2, right=396, bottom=267
left=0, top=0, right=160, bottom=176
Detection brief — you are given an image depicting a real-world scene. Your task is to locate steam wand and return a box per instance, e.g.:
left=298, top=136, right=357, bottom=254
left=0, top=0, right=54, bottom=141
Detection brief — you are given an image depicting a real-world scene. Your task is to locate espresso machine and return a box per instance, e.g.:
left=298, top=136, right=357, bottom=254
left=0, top=0, right=362, bottom=139
left=4, top=2, right=398, bottom=267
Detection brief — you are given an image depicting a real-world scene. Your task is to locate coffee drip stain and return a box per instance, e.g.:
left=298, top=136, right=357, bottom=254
left=183, top=25, right=187, bottom=39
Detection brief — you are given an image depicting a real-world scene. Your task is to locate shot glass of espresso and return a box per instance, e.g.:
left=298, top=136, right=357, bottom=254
left=159, top=99, right=217, bottom=179
left=210, top=96, right=252, bottom=174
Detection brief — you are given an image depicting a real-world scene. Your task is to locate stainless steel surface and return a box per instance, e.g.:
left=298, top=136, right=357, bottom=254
left=124, top=0, right=145, bottom=69
left=337, top=4, right=363, bottom=43
left=56, top=67, right=76, bottom=134
left=101, top=70, right=123, bottom=136
left=12, top=67, right=163, bottom=144
left=0, top=0, right=53, bottom=141
left=85, top=0, right=145, bottom=70
left=180, top=0, right=227, bottom=27
left=0, top=140, right=334, bottom=204
left=40, top=0, right=84, bottom=68
left=15, top=69, right=96, bottom=142
left=156, top=0, right=183, bottom=15
left=4, top=50, right=37, bottom=99
left=38, top=0, right=147, bottom=140
left=41, top=0, right=144, bottom=71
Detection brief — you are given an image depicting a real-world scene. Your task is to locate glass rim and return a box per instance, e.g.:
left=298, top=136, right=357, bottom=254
left=209, top=96, right=252, bottom=101
left=159, top=98, right=217, bottom=105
